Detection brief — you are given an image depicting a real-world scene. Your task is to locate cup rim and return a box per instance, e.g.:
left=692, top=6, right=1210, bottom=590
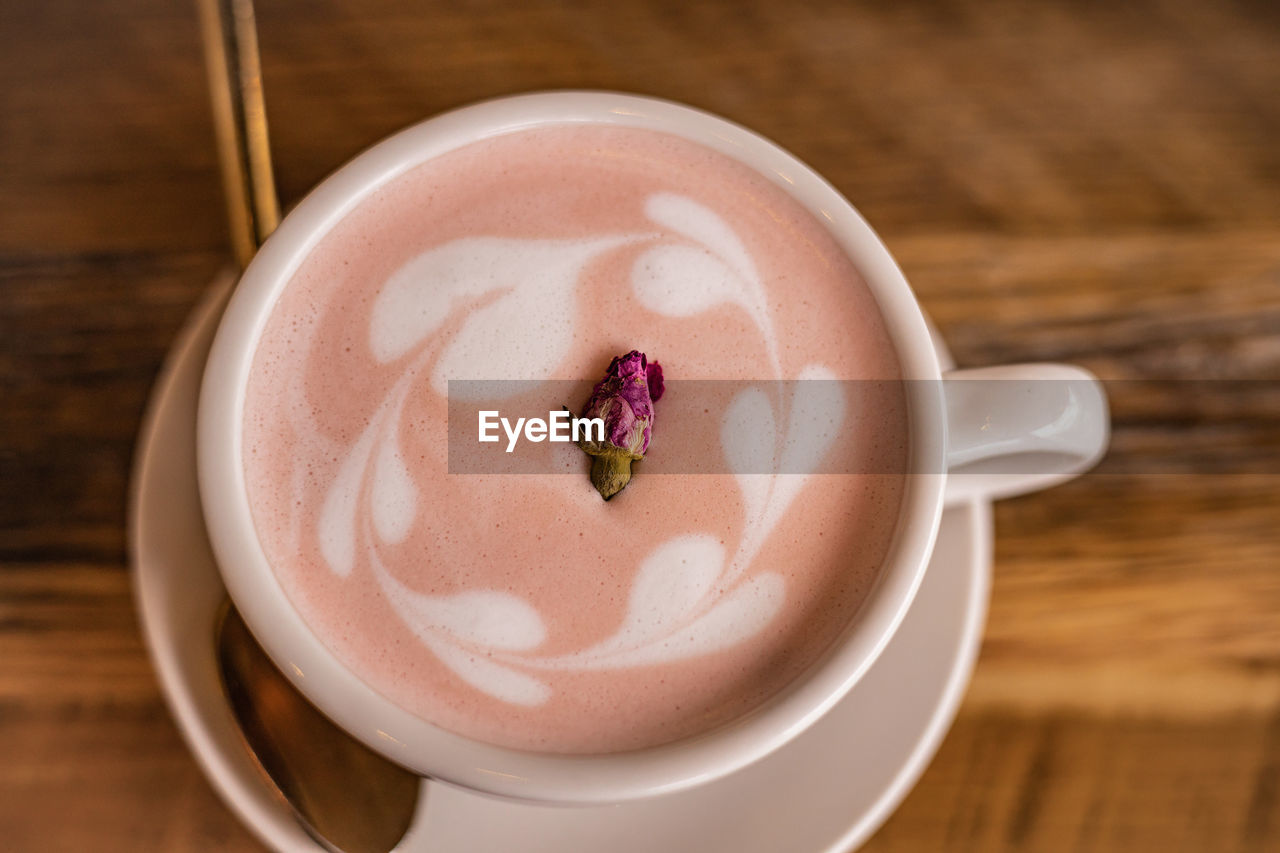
left=197, top=90, right=946, bottom=804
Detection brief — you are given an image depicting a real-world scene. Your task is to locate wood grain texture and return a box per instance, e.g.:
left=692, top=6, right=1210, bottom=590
left=2, top=0, right=1278, bottom=850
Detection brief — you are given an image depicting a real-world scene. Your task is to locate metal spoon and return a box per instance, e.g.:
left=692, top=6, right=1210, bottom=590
left=216, top=605, right=419, bottom=852
left=196, top=1, right=420, bottom=849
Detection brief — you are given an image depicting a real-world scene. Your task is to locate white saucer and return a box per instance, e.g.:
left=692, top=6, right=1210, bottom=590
left=130, top=272, right=991, bottom=853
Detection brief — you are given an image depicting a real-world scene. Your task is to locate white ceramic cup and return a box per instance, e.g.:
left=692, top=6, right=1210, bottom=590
left=198, top=91, right=1108, bottom=806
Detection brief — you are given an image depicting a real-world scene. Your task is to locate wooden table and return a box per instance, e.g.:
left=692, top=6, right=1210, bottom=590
left=2, top=0, right=1278, bottom=849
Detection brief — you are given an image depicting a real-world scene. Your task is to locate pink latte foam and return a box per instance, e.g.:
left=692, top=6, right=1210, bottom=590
left=244, top=125, right=907, bottom=753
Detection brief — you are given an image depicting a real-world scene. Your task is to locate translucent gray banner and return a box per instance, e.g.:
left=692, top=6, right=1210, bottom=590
left=445, top=379, right=1279, bottom=475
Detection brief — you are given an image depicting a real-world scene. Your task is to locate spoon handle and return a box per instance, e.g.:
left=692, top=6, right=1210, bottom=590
left=197, top=0, right=280, bottom=269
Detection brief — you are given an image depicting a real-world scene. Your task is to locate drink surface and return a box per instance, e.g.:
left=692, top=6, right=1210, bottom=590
left=243, top=124, right=908, bottom=753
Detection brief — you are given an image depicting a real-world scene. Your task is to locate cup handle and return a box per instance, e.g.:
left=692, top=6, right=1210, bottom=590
left=942, top=363, right=1109, bottom=504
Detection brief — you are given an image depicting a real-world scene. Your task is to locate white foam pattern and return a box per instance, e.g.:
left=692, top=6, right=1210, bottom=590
left=311, top=194, right=846, bottom=705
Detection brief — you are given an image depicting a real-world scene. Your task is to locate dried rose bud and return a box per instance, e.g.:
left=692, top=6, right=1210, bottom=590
left=577, top=350, right=663, bottom=500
